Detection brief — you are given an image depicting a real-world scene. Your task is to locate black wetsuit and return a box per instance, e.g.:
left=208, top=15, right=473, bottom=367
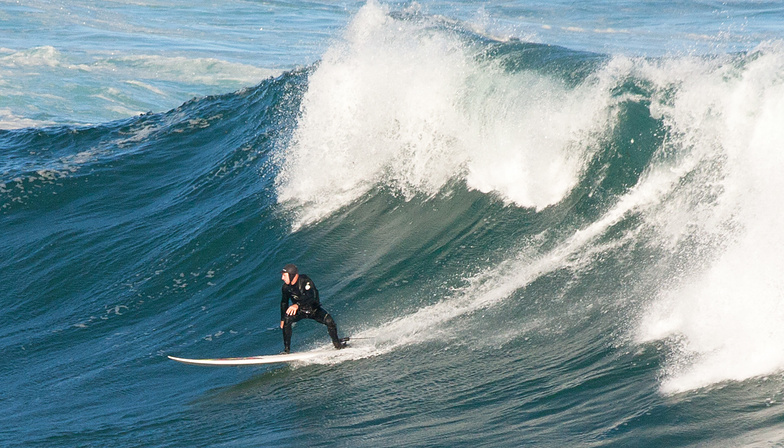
left=281, top=274, right=343, bottom=352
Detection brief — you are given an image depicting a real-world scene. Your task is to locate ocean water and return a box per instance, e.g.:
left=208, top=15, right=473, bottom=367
left=3, top=1, right=784, bottom=446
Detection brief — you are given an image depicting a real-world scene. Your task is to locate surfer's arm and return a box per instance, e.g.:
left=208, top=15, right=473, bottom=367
left=281, top=289, right=289, bottom=321
left=280, top=289, right=300, bottom=327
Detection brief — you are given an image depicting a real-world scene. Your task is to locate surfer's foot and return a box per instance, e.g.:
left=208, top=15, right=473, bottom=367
left=282, top=348, right=290, bottom=354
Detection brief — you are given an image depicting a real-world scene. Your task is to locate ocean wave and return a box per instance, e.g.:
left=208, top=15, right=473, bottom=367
left=4, top=4, right=784, bottom=446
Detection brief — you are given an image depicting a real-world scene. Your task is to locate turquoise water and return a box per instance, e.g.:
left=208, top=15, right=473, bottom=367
left=3, top=1, right=784, bottom=446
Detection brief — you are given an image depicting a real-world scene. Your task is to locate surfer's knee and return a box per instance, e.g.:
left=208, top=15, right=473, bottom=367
left=323, top=313, right=337, bottom=329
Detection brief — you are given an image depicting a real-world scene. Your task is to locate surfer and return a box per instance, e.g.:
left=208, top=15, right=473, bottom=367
left=280, top=264, right=346, bottom=353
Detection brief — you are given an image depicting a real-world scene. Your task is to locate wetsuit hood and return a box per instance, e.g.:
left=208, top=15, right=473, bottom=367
left=281, top=264, right=298, bottom=278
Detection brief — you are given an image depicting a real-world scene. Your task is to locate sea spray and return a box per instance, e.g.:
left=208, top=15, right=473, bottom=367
left=636, top=45, right=784, bottom=393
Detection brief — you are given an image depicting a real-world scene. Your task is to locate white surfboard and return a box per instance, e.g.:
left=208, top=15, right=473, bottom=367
left=167, top=349, right=339, bottom=366
left=169, top=337, right=354, bottom=366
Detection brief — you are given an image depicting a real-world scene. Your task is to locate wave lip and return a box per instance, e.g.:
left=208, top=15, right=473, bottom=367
left=276, top=1, right=618, bottom=228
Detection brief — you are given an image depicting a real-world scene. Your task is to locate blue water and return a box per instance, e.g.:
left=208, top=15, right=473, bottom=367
left=3, top=1, right=784, bottom=446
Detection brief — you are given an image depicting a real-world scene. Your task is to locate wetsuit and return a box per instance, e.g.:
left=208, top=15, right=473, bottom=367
left=281, top=274, right=343, bottom=353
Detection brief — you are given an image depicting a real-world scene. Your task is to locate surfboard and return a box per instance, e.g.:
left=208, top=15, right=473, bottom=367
left=168, top=338, right=351, bottom=366
left=168, top=350, right=337, bottom=366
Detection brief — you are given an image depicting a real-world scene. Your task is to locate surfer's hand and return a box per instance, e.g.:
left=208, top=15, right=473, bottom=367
left=280, top=320, right=284, bottom=329
left=286, top=304, right=299, bottom=316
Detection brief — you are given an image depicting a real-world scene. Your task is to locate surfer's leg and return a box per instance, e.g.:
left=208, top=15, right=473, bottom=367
left=282, top=313, right=303, bottom=353
left=282, top=317, right=292, bottom=353
left=313, top=307, right=343, bottom=349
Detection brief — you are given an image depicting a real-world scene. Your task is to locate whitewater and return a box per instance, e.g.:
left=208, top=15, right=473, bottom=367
left=3, top=1, right=784, bottom=447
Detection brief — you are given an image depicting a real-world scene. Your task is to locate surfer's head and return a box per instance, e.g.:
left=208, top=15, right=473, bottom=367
left=281, top=264, right=299, bottom=285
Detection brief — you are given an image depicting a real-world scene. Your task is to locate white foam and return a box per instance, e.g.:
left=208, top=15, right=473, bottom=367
left=276, top=1, right=618, bottom=228
left=84, top=55, right=277, bottom=86
left=0, top=47, right=278, bottom=128
left=0, top=108, right=54, bottom=130
left=635, top=44, right=784, bottom=393
left=0, top=45, right=62, bottom=68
